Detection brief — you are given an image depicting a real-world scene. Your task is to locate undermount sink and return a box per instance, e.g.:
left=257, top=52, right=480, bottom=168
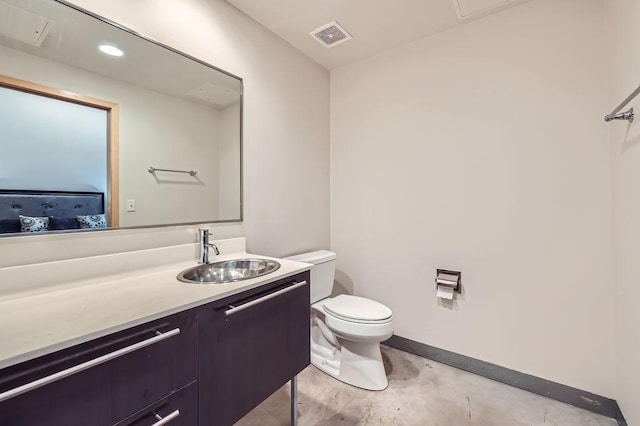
left=177, top=258, right=281, bottom=284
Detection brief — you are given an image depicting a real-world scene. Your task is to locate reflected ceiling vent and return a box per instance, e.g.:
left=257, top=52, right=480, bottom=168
left=310, top=21, right=352, bottom=48
left=0, top=1, right=53, bottom=46
left=187, top=82, right=239, bottom=108
left=453, top=0, right=515, bottom=19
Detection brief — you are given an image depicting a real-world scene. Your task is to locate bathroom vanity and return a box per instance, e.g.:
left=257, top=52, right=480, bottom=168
left=0, top=243, right=311, bottom=426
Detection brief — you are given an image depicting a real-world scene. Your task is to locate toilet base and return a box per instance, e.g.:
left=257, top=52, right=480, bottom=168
left=310, top=322, right=389, bottom=391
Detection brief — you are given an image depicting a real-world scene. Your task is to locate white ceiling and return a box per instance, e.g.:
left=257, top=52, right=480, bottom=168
left=226, top=0, right=531, bottom=69
left=0, top=0, right=241, bottom=108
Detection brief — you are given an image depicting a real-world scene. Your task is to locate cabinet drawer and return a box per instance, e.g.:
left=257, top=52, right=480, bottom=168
left=0, top=309, right=197, bottom=426
left=0, top=358, right=112, bottom=426
left=110, top=310, right=198, bottom=420
left=114, top=381, right=197, bottom=426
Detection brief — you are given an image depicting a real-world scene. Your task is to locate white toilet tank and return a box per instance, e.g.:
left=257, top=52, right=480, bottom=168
left=284, top=250, right=336, bottom=303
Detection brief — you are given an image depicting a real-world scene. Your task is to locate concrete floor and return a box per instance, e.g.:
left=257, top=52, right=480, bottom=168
left=236, top=345, right=617, bottom=426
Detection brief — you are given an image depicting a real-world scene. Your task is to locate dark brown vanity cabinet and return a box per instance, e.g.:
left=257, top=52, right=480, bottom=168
left=0, top=310, right=198, bottom=426
left=0, top=270, right=310, bottom=426
left=199, top=271, right=311, bottom=426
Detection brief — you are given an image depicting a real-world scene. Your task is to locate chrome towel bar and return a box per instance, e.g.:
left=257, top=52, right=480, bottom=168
left=605, top=84, right=640, bottom=123
left=148, top=166, right=197, bottom=176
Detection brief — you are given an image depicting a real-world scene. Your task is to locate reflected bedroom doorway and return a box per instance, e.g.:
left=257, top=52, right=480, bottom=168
left=0, top=74, right=119, bottom=230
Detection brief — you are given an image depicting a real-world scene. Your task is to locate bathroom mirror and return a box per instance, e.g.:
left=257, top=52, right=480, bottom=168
left=0, top=0, right=242, bottom=236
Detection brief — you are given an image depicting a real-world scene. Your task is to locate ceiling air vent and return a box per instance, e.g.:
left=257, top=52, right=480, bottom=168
left=453, top=0, right=514, bottom=19
left=0, top=1, right=53, bottom=46
left=310, top=21, right=352, bottom=48
left=186, top=82, right=239, bottom=108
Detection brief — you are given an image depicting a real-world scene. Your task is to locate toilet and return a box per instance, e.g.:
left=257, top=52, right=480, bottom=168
left=285, top=250, right=393, bottom=391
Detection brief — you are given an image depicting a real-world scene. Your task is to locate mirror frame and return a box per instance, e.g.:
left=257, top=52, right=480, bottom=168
left=0, top=0, right=244, bottom=236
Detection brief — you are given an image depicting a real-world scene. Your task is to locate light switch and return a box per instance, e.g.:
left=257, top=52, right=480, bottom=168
left=127, top=199, right=136, bottom=212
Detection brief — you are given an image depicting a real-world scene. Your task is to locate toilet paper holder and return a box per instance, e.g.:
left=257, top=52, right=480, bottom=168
left=435, top=269, right=461, bottom=293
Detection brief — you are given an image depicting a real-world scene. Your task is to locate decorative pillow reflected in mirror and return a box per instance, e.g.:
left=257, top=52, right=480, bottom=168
left=76, top=214, right=107, bottom=229
left=19, top=215, right=49, bottom=233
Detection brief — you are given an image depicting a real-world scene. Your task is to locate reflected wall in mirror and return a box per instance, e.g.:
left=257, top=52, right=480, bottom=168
left=0, top=0, right=242, bottom=236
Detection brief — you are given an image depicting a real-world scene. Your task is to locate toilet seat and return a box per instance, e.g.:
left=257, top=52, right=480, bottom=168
left=322, top=310, right=394, bottom=343
left=323, top=295, right=392, bottom=324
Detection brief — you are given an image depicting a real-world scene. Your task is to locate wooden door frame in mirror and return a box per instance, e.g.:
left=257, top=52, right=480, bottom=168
left=0, top=74, right=120, bottom=227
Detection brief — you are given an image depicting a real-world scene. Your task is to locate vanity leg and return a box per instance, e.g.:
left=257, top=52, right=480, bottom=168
left=290, top=376, right=298, bottom=425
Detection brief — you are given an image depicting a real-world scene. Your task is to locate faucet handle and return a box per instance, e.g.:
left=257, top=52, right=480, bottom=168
left=199, top=228, right=211, bottom=240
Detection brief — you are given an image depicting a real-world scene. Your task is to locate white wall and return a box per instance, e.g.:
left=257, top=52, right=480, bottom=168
left=609, top=0, right=640, bottom=423
left=0, top=0, right=329, bottom=265
left=0, top=87, right=107, bottom=194
left=217, top=102, right=241, bottom=220
left=331, top=0, right=615, bottom=396
left=117, top=83, right=221, bottom=226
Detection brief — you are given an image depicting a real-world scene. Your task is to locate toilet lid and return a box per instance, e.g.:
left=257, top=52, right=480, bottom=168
left=323, top=295, right=392, bottom=322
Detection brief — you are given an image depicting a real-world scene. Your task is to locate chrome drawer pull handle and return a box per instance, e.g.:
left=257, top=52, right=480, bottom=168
left=0, top=328, right=181, bottom=403
left=225, top=281, right=307, bottom=316
left=152, top=409, right=180, bottom=426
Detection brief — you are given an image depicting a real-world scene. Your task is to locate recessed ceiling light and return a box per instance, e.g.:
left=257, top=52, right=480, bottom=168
left=98, top=44, right=124, bottom=57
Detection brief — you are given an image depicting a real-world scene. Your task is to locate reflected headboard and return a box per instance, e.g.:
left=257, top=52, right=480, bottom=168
left=0, top=190, right=104, bottom=233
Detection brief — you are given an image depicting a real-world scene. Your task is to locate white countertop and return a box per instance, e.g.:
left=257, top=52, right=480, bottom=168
left=0, top=240, right=311, bottom=370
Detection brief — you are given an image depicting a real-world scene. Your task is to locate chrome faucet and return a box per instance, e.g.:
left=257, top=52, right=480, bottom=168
left=199, top=228, right=220, bottom=264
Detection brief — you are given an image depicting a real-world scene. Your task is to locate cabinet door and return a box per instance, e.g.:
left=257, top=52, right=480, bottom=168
left=199, top=272, right=310, bottom=426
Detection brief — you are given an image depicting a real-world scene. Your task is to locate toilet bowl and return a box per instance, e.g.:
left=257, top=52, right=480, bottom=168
left=285, top=250, right=394, bottom=391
